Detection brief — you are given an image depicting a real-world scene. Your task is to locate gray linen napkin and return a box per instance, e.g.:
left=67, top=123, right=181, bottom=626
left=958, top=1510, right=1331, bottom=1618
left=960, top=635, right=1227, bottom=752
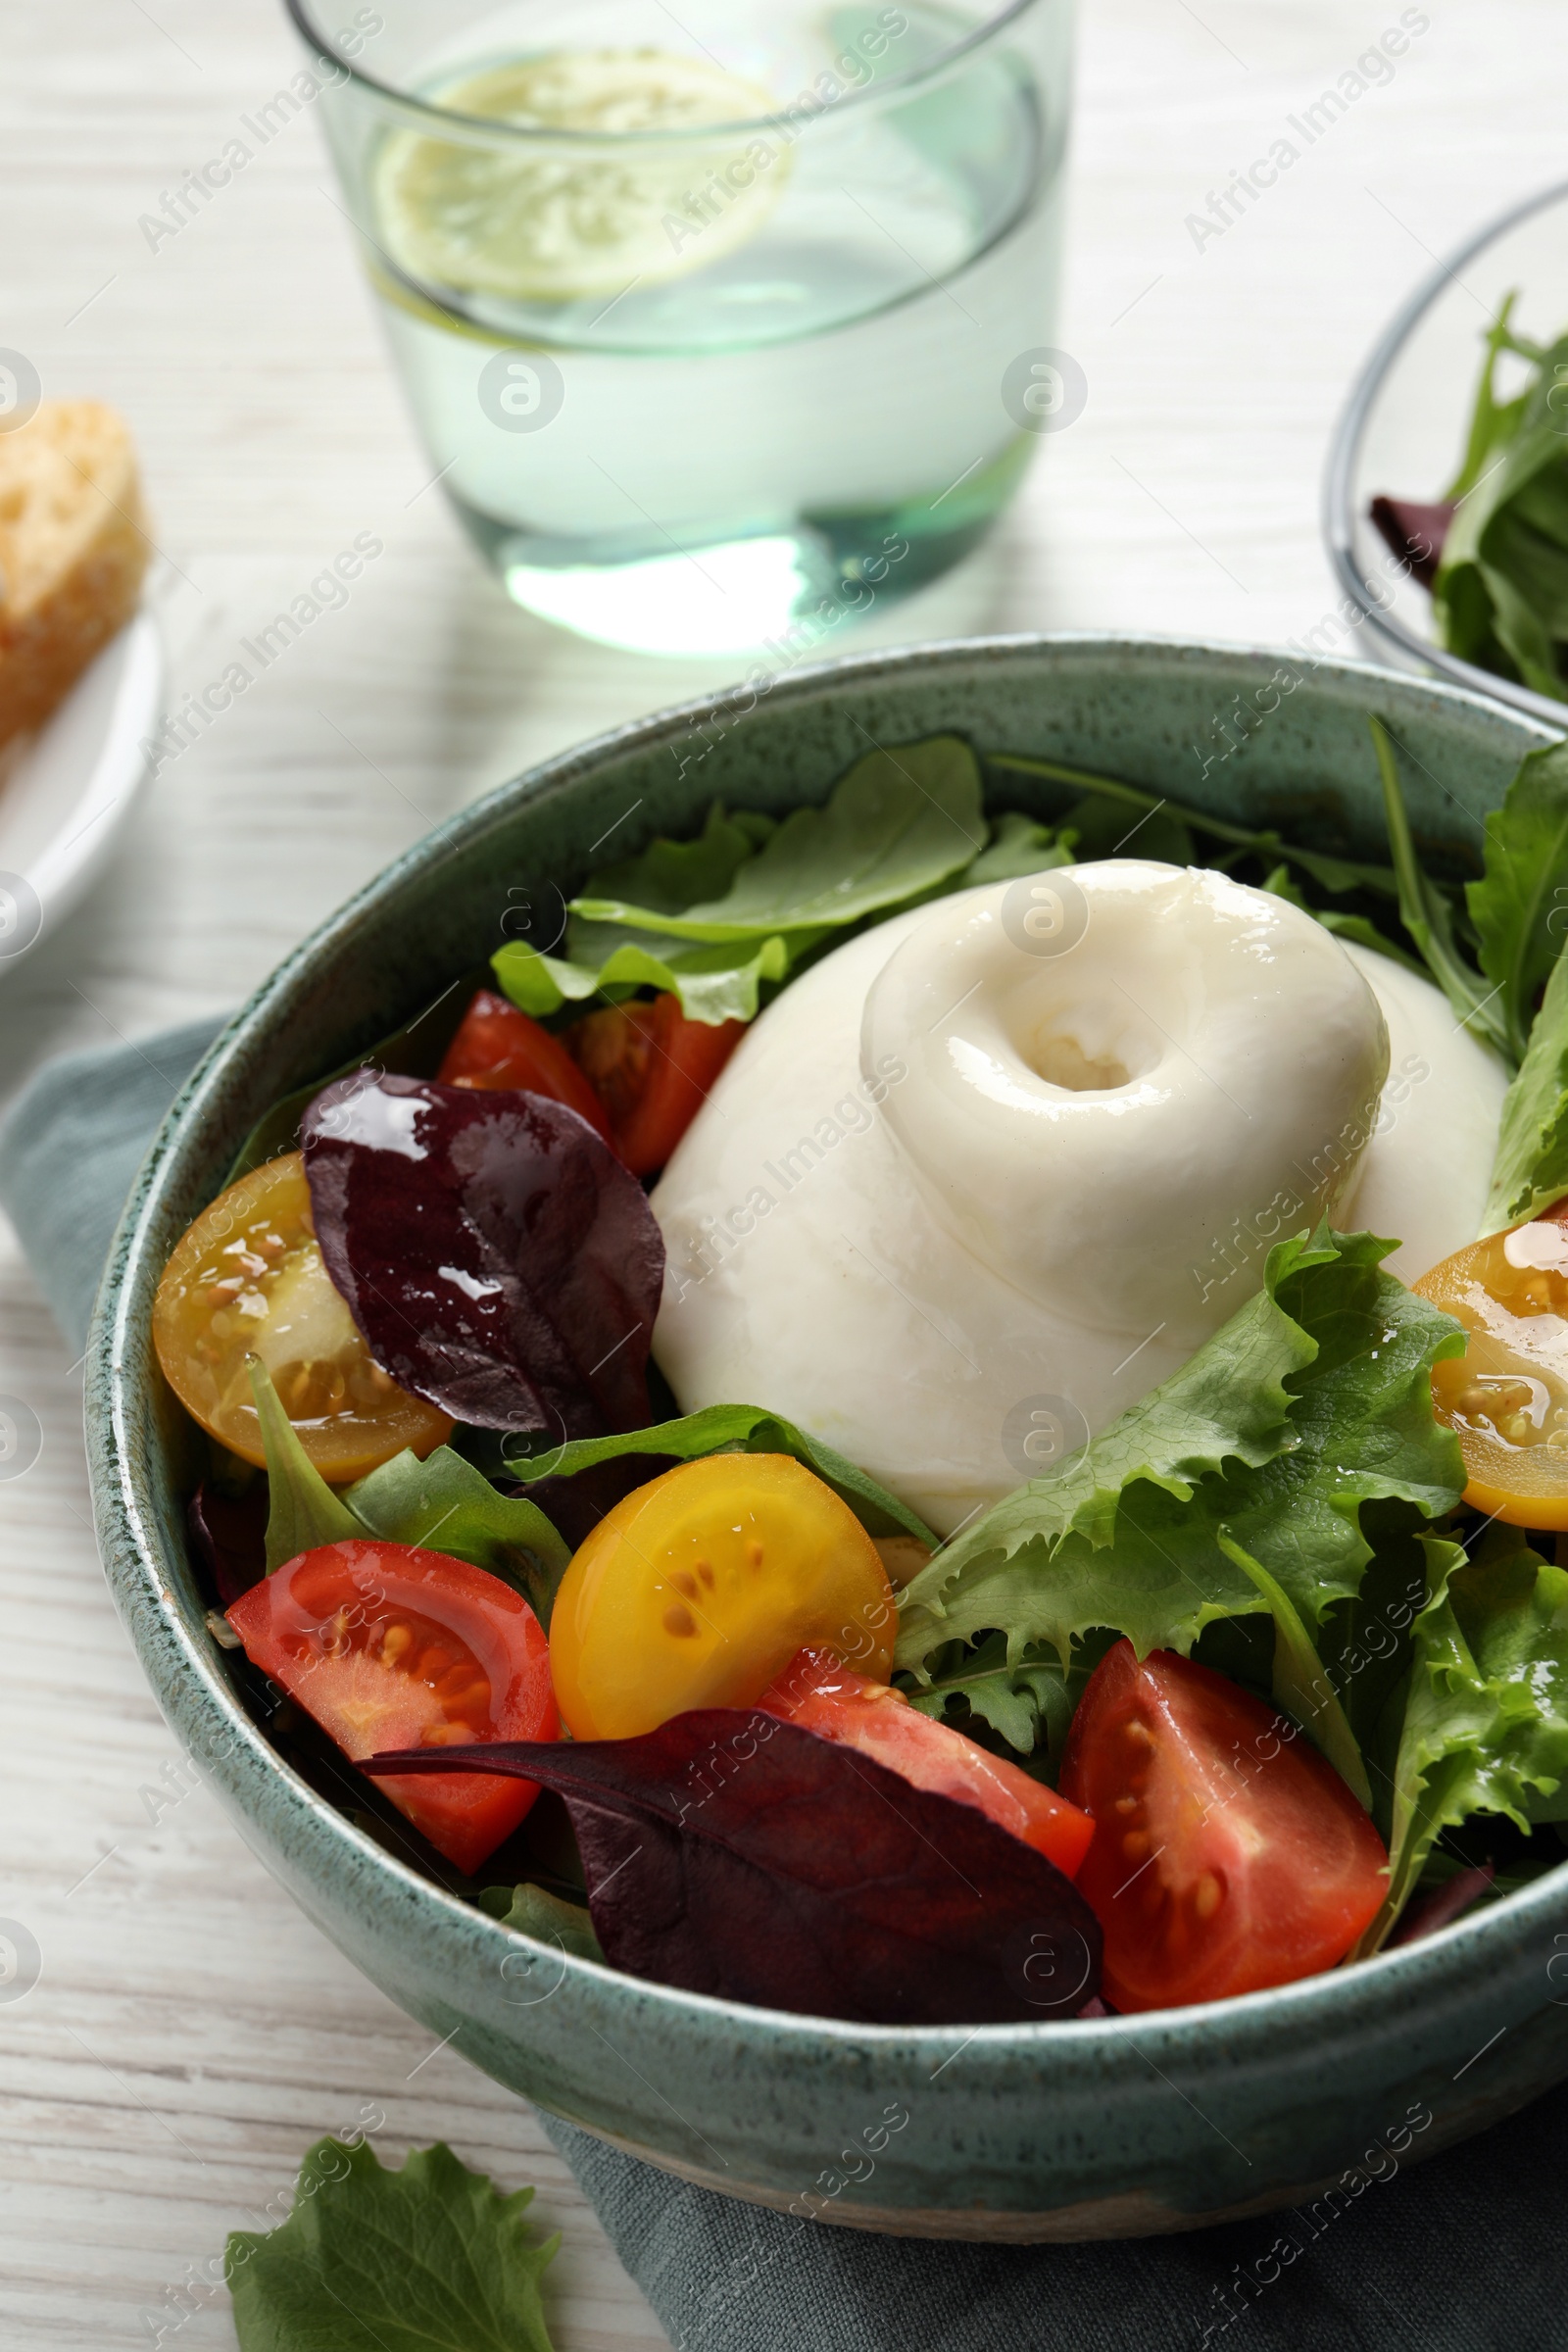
left=3, top=1023, right=1565, bottom=2352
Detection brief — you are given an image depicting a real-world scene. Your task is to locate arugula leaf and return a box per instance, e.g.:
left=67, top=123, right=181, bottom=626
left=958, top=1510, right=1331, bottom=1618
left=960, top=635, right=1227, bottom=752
left=961, top=809, right=1076, bottom=883
left=505, top=1402, right=938, bottom=1545
left=1258, top=862, right=1429, bottom=977
left=1435, top=327, right=1568, bottom=704
left=347, top=1447, right=570, bottom=1626
left=1370, top=717, right=1510, bottom=1055
left=494, top=923, right=798, bottom=1027
left=1363, top=1529, right=1568, bottom=1950
left=896, top=1229, right=1466, bottom=1734
left=1443, top=294, right=1536, bottom=501
left=1466, top=737, right=1568, bottom=1065
left=478, top=1881, right=604, bottom=1962
left=248, top=1359, right=361, bottom=1574
left=573, top=737, right=984, bottom=941
left=225, top=2137, right=558, bottom=2352
left=1483, top=938, right=1568, bottom=1229
left=494, top=741, right=986, bottom=1024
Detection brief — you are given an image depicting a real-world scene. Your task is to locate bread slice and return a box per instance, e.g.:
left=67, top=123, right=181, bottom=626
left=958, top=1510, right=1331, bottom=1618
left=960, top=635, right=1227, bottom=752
left=0, top=401, right=151, bottom=749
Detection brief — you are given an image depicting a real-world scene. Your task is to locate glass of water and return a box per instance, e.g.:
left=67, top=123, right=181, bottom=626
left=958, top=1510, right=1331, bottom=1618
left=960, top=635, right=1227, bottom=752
left=288, top=0, right=1075, bottom=658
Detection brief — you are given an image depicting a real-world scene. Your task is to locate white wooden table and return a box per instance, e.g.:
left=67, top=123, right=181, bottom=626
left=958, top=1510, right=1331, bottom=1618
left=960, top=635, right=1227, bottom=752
left=0, top=3, right=1558, bottom=2342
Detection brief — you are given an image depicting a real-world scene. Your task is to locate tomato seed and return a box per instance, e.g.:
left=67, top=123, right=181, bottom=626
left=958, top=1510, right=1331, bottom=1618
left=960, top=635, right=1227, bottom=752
left=416, top=1646, right=454, bottom=1683
left=1122, top=1831, right=1150, bottom=1861
left=662, top=1604, right=698, bottom=1639
left=380, top=1623, right=413, bottom=1666
left=671, top=1568, right=699, bottom=1599
left=1194, top=1872, right=1223, bottom=1919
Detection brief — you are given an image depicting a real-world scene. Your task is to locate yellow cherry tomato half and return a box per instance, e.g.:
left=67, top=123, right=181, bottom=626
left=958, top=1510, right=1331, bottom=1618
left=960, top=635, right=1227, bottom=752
left=548, top=1453, right=897, bottom=1740
left=153, top=1151, right=452, bottom=1481
left=1415, top=1205, right=1568, bottom=1527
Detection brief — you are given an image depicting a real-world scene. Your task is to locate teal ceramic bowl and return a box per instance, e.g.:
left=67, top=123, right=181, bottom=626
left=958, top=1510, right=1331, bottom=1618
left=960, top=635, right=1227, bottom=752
left=88, top=636, right=1568, bottom=2240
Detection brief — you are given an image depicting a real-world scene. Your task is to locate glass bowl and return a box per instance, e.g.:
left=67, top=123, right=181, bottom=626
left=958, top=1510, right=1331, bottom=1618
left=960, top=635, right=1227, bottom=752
left=1324, top=174, right=1568, bottom=727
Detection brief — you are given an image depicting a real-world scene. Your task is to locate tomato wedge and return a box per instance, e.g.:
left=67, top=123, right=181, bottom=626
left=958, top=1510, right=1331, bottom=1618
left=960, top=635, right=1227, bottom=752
left=1059, top=1642, right=1386, bottom=2012
left=227, top=1539, right=556, bottom=1875
left=437, top=988, right=614, bottom=1147
left=1415, top=1200, right=1568, bottom=1527
left=564, top=994, right=745, bottom=1175
left=760, top=1649, right=1095, bottom=1880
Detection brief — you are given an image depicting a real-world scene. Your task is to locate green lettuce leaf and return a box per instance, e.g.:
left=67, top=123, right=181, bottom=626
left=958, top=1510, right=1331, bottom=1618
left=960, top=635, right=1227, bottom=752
left=246, top=1361, right=567, bottom=1617
left=225, top=2137, right=558, bottom=2352
left=960, top=809, right=1076, bottom=883
left=493, top=927, right=797, bottom=1027
left=347, top=1447, right=570, bottom=1627
left=478, top=1882, right=604, bottom=1963
left=1483, top=938, right=1568, bottom=1229
left=574, top=737, right=985, bottom=941
left=248, top=1359, right=361, bottom=1573
left=896, top=1229, right=1467, bottom=1735
left=1370, top=717, right=1510, bottom=1056
left=504, top=1402, right=937, bottom=1545
left=901, top=1632, right=1072, bottom=1757
left=1363, top=1529, right=1568, bottom=1950
left=1466, top=738, right=1568, bottom=1066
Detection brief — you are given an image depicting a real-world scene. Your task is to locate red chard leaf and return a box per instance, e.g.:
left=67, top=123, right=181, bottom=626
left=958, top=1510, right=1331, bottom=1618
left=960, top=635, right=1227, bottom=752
left=1369, top=495, right=1454, bottom=591
left=302, top=1074, right=663, bottom=1439
left=188, top=1480, right=268, bottom=1608
left=366, top=1709, right=1102, bottom=2026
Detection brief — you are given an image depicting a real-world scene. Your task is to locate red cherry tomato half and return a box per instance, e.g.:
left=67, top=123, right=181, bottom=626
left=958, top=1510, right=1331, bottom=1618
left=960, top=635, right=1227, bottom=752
left=437, top=989, right=614, bottom=1148
left=564, top=994, right=746, bottom=1176
left=227, top=1539, right=557, bottom=1876
left=1059, top=1641, right=1386, bottom=2012
left=760, top=1648, right=1095, bottom=1882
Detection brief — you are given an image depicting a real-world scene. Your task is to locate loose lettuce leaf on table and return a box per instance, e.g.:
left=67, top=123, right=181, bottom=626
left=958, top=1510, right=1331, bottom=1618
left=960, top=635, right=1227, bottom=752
left=368, top=1709, right=1101, bottom=2026
left=225, top=2136, right=558, bottom=2352
left=896, top=1229, right=1467, bottom=1772
left=504, top=1401, right=938, bottom=1544
left=1362, top=1529, right=1568, bottom=1951
left=303, top=1074, right=664, bottom=1440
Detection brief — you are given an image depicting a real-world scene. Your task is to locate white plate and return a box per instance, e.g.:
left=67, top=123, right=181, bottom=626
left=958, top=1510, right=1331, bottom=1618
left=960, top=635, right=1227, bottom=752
left=0, top=612, right=163, bottom=973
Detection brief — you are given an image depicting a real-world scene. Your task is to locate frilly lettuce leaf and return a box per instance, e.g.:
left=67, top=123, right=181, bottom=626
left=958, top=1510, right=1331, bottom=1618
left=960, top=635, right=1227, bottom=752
left=1361, top=1528, right=1568, bottom=1950
left=896, top=1229, right=1467, bottom=1724
left=225, top=2137, right=558, bottom=2352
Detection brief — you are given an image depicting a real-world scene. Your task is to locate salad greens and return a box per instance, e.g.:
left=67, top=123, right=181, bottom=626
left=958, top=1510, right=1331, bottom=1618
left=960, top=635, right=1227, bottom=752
left=225, top=2138, right=558, bottom=2352
left=1432, top=296, right=1568, bottom=703
left=1372, top=723, right=1568, bottom=1227
left=493, top=737, right=995, bottom=1025
left=250, top=1360, right=569, bottom=1620
left=478, top=1880, right=604, bottom=1962
left=505, top=1401, right=938, bottom=1545
left=897, top=1228, right=1465, bottom=1806
left=1366, top=1528, right=1568, bottom=1952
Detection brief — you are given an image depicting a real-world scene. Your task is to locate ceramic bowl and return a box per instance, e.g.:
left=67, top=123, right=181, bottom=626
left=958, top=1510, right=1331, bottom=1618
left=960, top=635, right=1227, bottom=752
left=88, top=635, right=1568, bottom=2241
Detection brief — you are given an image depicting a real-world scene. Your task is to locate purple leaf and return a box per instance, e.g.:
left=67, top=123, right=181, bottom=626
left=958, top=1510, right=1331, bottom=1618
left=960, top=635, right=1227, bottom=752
left=188, top=1481, right=268, bottom=1608
left=366, top=1708, right=1102, bottom=2026
left=302, top=1074, right=664, bottom=1439
left=1388, top=1861, right=1495, bottom=1946
left=1369, top=495, right=1454, bottom=591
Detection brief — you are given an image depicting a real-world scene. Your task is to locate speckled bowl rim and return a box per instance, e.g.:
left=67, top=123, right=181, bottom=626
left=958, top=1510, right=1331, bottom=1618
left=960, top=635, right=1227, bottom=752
left=87, top=631, right=1568, bottom=2093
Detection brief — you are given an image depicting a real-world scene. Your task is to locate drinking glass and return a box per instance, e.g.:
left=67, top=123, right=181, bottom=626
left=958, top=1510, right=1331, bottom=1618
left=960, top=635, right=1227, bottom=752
left=288, top=0, right=1075, bottom=657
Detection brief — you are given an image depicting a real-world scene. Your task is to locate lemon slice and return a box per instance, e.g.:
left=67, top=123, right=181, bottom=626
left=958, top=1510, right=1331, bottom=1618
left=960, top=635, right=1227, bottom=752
left=374, top=49, right=790, bottom=304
